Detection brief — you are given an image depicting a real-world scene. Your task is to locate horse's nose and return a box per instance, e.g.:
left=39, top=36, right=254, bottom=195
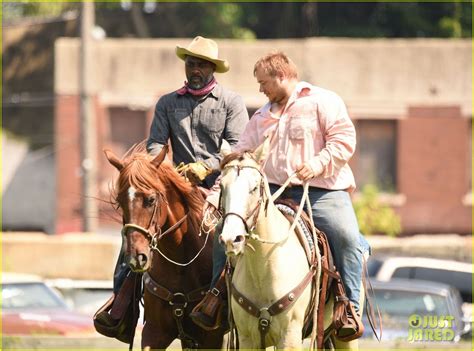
left=234, top=234, right=245, bottom=243
left=219, top=234, right=244, bottom=245
left=129, top=253, right=149, bottom=272
left=137, top=253, right=148, bottom=268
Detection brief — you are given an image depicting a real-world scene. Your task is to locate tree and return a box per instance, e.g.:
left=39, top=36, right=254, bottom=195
left=353, top=185, right=402, bottom=237
left=3, top=2, right=471, bottom=39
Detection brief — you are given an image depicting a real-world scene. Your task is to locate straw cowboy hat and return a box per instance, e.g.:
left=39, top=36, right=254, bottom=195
left=176, top=36, right=230, bottom=73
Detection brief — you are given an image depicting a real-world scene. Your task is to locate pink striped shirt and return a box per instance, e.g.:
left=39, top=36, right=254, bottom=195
left=235, top=82, right=356, bottom=192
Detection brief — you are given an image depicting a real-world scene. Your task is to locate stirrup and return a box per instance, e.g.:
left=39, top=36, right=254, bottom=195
left=190, top=289, right=227, bottom=331
left=335, top=302, right=364, bottom=342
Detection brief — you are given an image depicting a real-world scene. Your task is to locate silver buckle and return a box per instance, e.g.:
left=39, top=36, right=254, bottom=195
left=210, top=288, right=220, bottom=296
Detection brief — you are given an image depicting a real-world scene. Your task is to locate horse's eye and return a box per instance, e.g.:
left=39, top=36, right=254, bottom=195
left=250, top=184, right=259, bottom=193
left=144, top=196, right=156, bottom=207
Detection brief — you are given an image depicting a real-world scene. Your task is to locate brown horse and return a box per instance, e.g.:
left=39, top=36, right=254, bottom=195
left=104, top=142, right=225, bottom=350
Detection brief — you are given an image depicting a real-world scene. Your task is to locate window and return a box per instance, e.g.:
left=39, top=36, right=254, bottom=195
left=392, top=267, right=412, bottom=279
left=413, top=268, right=472, bottom=303
left=109, top=107, right=148, bottom=151
left=355, top=119, right=397, bottom=193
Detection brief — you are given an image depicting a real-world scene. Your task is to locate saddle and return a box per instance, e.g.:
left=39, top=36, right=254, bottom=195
left=274, top=199, right=363, bottom=346
left=93, top=272, right=142, bottom=345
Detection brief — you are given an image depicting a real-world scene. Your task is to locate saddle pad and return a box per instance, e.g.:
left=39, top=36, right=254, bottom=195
left=276, top=203, right=315, bottom=256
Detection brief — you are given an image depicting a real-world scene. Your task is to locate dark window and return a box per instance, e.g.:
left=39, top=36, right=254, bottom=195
left=355, top=120, right=397, bottom=192
left=392, top=267, right=412, bottom=279
left=413, top=267, right=472, bottom=303
left=109, top=107, right=148, bottom=151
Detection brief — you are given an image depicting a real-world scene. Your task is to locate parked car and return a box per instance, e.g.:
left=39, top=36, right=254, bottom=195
left=2, top=273, right=96, bottom=335
left=362, top=279, right=470, bottom=342
left=46, top=278, right=113, bottom=316
left=367, top=255, right=472, bottom=326
left=367, top=256, right=472, bottom=304
left=47, top=278, right=145, bottom=326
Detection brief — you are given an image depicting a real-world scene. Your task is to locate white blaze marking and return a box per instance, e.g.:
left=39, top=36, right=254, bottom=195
left=128, top=186, right=137, bottom=206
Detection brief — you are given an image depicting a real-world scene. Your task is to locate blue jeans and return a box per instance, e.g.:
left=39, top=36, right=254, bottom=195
left=113, top=234, right=130, bottom=294
left=211, top=185, right=370, bottom=310
left=211, top=220, right=226, bottom=287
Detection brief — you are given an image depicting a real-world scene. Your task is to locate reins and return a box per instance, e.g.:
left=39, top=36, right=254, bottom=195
left=121, top=190, right=212, bottom=267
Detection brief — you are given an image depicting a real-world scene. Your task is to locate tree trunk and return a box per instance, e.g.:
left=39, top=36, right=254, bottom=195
left=130, top=2, right=150, bottom=37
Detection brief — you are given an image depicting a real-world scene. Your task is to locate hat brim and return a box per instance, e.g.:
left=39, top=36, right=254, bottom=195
left=176, top=46, right=230, bottom=73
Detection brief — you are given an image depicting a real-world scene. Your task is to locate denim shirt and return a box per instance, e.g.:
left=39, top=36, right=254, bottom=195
left=146, top=84, right=249, bottom=187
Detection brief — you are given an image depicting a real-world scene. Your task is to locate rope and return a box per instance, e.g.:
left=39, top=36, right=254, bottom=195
left=151, top=227, right=211, bottom=267
left=304, top=182, right=322, bottom=351
left=150, top=206, right=219, bottom=267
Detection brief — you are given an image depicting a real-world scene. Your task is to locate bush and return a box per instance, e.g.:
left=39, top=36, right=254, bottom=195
left=353, top=184, right=402, bottom=237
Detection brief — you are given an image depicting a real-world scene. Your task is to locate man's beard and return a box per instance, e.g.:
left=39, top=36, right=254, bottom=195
left=269, top=91, right=285, bottom=105
left=188, top=74, right=213, bottom=90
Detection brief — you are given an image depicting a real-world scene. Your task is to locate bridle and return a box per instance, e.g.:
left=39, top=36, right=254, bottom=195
left=121, top=190, right=212, bottom=267
left=121, top=192, right=188, bottom=245
left=220, top=164, right=267, bottom=236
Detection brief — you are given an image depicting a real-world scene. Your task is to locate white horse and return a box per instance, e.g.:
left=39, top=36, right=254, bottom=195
left=219, top=148, right=363, bottom=350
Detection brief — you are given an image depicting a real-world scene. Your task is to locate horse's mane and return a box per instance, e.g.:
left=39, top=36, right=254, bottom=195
left=114, top=142, right=204, bottom=232
left=220, top=151, right=257, bottom=169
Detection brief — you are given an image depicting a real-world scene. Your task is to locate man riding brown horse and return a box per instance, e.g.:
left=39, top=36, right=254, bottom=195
left=94, top=36, right=248, bottom=341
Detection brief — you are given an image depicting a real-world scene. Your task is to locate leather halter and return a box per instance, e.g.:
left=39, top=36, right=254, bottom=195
left=121, top=192, right=188, bottom=249
left=220, top=164, right=266, bottom=235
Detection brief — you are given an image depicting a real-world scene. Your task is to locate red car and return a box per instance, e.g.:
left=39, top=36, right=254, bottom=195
left=2, top=273, right=95, bottom=336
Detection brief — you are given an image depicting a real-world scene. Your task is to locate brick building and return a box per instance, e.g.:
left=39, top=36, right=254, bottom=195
left=55, top=38, right=472, bottom=235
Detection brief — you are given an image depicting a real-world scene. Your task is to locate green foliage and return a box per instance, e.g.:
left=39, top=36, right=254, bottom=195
left=439, top=17, right=462, bottom=37
left=200, top=3, right=256, bottom=40
left=2, top=2, right=471, bottom=39
left=2, top=2, right=78, bottom=21
left=353, top=184, right=402, bottom=237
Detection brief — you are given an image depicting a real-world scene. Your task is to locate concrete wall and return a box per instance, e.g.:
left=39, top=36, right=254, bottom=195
left=55, top=38, right=472, bottom=116
left=2, top=233, right=120, bottom=280
left=2, top=233, right=470, bottom=280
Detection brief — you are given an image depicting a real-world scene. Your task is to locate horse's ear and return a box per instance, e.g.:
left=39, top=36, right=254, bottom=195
left=253, top=137, right=270, bottom=164
left=151, top=144, right=169, bottom=167
left=220, top=139, right=232, bottom=157
left=104, top=149, right=123, bottom=171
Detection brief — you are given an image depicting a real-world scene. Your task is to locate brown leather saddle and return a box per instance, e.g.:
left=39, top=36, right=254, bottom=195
left=274, top=199, right=359, bottom=346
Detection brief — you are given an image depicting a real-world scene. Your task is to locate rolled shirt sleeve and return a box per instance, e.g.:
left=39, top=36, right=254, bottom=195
left=307, top=93, right=356, bottom=178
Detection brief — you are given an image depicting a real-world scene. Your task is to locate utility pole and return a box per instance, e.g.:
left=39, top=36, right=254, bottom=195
left=79, top=1, right=98, bottom=232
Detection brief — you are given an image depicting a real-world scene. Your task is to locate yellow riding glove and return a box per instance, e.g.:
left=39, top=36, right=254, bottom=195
left=176, top=161, right=212, bottom=185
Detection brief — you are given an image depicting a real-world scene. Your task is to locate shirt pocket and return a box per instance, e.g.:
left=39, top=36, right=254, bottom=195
left=289, top=116, right=313, bottom=140
left=169, top=108, right=191, bottom=134
left=200, top=108, right=226, bottom=134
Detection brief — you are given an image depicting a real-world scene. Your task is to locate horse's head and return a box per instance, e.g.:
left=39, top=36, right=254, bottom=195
left=105, top=145, right=169, bottom=272
left=219, top=152, right=266, bottom=256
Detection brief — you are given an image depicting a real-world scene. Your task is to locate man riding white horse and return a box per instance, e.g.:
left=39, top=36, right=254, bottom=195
left=192, top=51, right=370, bottom=342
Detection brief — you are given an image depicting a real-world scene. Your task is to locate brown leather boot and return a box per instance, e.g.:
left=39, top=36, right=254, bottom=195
left=93, top=273, right=141, bottom=344
left=332, top=271, right=364, bottom=342
left=189, top=275, right=228, bottom=331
